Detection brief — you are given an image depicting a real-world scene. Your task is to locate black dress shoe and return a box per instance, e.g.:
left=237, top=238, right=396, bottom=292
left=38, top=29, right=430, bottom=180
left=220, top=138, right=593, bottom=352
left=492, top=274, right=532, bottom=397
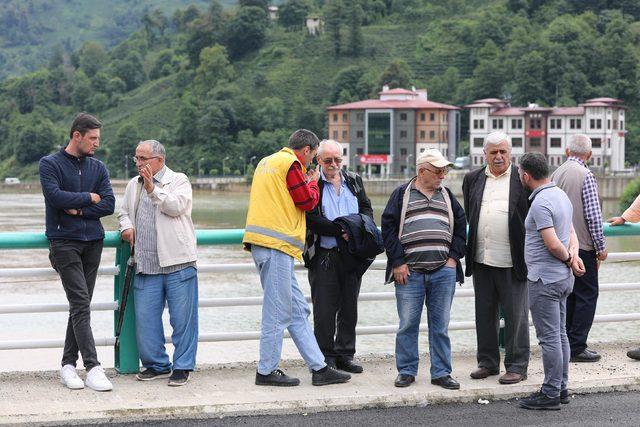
left=312, top=366, right=351, bottom=386
left=570, top=350, right=601, bottom=362
left=431, top=375, right=460, bottom=390
left=255, top=369, right=300, bottom=386
left=518, top=391, right=560, bottom=410
left=394, top=374, right=415, bottom=387
left=627, top=347, right=640, bottom=360
left=560, top=389, right=570, bottom=404
left=336, top=359, right=363, bottom=374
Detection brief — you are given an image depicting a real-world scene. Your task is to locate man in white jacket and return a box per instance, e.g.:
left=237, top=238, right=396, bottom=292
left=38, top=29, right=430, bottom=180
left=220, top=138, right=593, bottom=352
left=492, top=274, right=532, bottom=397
left=119, top=140, right=198, bottom=386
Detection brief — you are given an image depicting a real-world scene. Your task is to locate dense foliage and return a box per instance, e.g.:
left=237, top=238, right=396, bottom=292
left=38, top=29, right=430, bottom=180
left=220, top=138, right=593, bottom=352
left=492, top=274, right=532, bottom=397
left=0, top=0, right=638, bottom=181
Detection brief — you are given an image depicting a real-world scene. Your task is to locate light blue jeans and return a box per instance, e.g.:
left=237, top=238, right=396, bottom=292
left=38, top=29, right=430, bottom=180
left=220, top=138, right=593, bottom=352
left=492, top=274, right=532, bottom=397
left=251, top=245, right=326, bottom=375
left=395, top=266, right=457, bottom=379
left=133, top=266, right=199, bottom=372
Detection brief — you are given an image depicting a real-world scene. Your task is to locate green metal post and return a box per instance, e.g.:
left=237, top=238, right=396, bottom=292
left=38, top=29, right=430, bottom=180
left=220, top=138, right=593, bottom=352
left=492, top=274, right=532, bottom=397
left=114, top=241, right=139, bottom=373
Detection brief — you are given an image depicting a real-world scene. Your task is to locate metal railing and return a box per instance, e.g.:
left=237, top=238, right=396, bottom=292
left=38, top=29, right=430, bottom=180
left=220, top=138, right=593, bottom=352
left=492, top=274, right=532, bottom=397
left=1, top=224, right=640, bottom=373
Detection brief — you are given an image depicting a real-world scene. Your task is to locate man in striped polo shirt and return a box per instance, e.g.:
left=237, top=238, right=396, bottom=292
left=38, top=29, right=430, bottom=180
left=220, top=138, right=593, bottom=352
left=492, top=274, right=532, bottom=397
left=382, top=149, right=467, bottom=390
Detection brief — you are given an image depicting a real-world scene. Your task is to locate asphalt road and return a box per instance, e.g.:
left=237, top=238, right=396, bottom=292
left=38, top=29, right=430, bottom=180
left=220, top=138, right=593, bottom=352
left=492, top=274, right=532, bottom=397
left=95, top=391, right=640, bottom=427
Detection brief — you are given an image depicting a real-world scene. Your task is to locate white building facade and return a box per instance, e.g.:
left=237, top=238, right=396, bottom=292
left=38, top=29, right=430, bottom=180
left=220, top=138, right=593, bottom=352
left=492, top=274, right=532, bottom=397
left=466, top=98, right=627, bottom=171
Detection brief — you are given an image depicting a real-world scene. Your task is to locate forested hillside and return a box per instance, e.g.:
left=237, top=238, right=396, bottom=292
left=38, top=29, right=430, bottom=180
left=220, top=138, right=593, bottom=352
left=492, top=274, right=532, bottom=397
left=0, top=0, right=639, bottom=180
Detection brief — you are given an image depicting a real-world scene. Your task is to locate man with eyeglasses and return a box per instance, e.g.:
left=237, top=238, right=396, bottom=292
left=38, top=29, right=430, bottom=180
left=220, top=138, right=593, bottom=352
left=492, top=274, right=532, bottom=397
left=304, top=139, right=373, bottom=374
left=119, top=140, right=198, bottom=387
left=381, top=149, right=466, bottom=390
left=462, top=131, right=530, bottom=385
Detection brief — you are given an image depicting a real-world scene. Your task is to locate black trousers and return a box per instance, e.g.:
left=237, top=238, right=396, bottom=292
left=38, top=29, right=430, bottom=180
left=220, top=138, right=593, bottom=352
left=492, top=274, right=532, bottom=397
left=473, top=262, right=530, bottom=374
left=49, top=239, right=103, bottom=371
left=566, top=249, right=599, bottom=356
left=308, top=247, right=362, bottom=361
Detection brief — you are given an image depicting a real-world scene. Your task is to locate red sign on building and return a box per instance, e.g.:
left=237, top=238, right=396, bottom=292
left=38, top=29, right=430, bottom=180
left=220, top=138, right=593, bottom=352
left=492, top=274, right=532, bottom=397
left=526, top=130, right=546, bottom=137
left=359, top=154, right=389, bottom=164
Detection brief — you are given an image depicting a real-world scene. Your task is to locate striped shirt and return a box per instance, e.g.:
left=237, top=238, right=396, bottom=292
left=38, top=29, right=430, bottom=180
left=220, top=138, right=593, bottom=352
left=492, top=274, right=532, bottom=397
left=400, top=185, right=452, bottom=272
left=135, top=166, right=197, bottom=275
left=568, top=157, right=606, bottom=253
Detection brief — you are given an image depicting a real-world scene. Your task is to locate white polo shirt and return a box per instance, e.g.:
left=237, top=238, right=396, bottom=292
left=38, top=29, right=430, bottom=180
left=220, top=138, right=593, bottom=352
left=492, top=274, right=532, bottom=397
left=475, top=166, right=512, bottom=267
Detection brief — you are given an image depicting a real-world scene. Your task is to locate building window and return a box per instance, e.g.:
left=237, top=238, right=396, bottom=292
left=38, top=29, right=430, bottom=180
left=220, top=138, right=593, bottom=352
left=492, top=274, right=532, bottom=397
left=420, top=130, right=425, bottom=139
left=333, top=114, right=338, bottom=122
left=512, top=119, right=523, bottom=129
left=621, top=120, right=624, bottom=130
left=343, top=148, right=347, bottom=156
left=473, top=138, right=483, bottom=147
left=492, top=119, right=504, bottom=129
left=356, top=130, right=364, bottom=138
left=342, top=130, right=347, bottom=140
left=570, top=118, right=583, bottom=129
left=550, top=138, right=561, bottom=148
left=530, top=119, right=541, bottom=129
left=420, top=113, right=426, bottom=121
left=356, top=148, right=363, bottom=155
left=607, top=119, right=611, bottom=129
left=549, top=118, right=562, bottom=129
left=400, top=148, right=407, bottom=155
left=420, top=148, right=425, bottom=153
left=512, top=137, right=523, bottom=147
left=400, top=113, right=407, bottom=121
left=443, top=114, right=447, bottom=122
left=473, top=119, right=485, bottom=129
left=430, top=112, right=435, bottom=121
left=590, top=119, right=602, bottom=129
left=442, top=131, right=446, bottom=140
left=530, top=137, right=541, bottom=147
left=333, top=130, right=338, bottom=139
left=613, top=119, right=618, bottom=130
left=592, top=138, right=602, bottom=148
left=356, top=113, right=364, bottom=121
left=400, top=130, right=407, bottom=138
left=430, top=130, right=435, bottom=139
left=342, top=113, right=348, bottom=122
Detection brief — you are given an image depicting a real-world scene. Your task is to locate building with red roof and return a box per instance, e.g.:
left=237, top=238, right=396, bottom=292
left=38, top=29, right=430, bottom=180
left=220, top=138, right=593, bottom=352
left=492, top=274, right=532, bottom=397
left=326, top=85, right=461, bottom=176
left=465, top=98, right=627, bottom=171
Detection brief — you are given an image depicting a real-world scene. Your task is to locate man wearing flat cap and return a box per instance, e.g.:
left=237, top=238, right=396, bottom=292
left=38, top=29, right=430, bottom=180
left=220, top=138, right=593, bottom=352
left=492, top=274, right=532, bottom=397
left=381, top=149, right=466, bottom=390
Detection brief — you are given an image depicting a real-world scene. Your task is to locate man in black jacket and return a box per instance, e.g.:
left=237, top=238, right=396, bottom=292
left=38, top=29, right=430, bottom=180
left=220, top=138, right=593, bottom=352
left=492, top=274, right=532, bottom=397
left=382, top=149, right=466, bottom=390
left=39, top=113, right=115, bottom=391
left=304, top=139, right=373, bottom=374
left=462, top=131, right=530, bottom=385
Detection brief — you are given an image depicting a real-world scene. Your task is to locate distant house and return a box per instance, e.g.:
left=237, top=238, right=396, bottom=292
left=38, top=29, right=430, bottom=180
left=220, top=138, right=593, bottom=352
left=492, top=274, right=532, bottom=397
left=306, top=15, right=322, bottom=36
left=268, top=5, right=278, bottom=21
left=327, top=86, right=461, bottom=177
left=465, top=97, right=627, bottom=171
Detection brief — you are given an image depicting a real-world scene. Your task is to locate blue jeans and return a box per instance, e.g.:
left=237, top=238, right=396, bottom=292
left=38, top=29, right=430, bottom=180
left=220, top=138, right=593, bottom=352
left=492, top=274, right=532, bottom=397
left=395, top=266, right=456, bottom=379
left=251, top=245, right=326, bottom=375
left=133, top=266, right=199, bottom=371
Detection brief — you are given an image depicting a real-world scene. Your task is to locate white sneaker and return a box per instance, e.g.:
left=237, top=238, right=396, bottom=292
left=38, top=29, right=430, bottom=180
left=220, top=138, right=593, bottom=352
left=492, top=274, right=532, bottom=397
left=60, top=364, right=84, bottom=390
left=85, top=366, right=113, bottom=392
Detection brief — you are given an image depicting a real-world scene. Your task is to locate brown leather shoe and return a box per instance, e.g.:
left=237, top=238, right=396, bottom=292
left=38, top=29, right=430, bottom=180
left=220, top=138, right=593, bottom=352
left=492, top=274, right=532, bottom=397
left=470, top=367, right=499, bottom=379
left=499, top=371, right=527, bottom=384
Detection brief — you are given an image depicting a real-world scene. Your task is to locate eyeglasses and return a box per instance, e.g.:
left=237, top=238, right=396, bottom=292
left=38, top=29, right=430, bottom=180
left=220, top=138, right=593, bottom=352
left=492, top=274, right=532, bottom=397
left=132, top=156, right=160, bottom=164
left=423, top=166, right=450, bottom=176
left=321, top=157, right=343, bottom=165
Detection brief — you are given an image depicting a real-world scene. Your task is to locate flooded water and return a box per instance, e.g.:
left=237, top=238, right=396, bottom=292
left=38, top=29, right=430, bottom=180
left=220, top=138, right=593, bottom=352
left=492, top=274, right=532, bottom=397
left=0, top=188, right=639, bottom=372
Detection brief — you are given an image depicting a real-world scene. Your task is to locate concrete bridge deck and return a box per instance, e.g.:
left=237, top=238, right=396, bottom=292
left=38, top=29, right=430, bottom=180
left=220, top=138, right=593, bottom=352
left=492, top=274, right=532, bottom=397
left=1, top=342, right=639, bottom=425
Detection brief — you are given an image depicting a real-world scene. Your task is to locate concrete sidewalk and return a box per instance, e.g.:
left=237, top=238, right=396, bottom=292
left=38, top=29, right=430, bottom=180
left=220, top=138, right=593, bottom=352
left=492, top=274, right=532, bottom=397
left=2, top=343, right=640, bottom=425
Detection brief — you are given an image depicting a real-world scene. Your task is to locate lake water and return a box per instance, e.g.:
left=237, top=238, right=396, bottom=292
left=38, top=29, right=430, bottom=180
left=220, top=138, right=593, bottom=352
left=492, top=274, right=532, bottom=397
left=0, top=189, right=639, bottom=372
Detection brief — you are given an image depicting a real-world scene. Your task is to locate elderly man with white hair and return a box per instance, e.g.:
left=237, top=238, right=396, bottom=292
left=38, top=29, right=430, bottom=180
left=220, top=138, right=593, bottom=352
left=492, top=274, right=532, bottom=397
left=462, top=131, right=530, bottom=385
left=551, top=134, right=608, bottom=363
left=304, top=139, right=374, bottom=374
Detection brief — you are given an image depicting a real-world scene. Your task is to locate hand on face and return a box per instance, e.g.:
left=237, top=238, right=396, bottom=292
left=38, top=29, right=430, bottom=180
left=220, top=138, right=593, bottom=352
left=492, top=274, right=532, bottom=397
left=140, top=163, right=155, bottom=193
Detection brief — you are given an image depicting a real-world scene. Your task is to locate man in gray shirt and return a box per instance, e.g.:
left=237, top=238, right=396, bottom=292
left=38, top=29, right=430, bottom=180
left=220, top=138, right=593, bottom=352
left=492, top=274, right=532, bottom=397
left=517, top=153, right=585, bottom=411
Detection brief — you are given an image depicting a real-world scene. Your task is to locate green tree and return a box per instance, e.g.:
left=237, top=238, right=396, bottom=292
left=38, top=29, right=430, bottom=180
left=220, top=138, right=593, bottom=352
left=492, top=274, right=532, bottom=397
left=226, top=6, right=269, bottom=59
left=330, top=66, right=364, bottom=103
left=278, top=0, right=312, bottom=30
left=345, top=0, right=364, bottom=57
left=325, top=0, right=343, bottom=57
left=12, top=114, right=59, bottom=165
left=194, top=45, right=235, bottom=91
left=378, top=59, right=412, bottom=89
left=78, top=42, right=108, bottom=78
left=109, top=123, right=139, bottom=178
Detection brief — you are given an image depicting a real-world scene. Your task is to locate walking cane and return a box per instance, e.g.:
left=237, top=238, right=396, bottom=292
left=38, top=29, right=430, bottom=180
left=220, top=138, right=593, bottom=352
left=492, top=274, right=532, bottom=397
left=115, top=246, right=136, bottom=352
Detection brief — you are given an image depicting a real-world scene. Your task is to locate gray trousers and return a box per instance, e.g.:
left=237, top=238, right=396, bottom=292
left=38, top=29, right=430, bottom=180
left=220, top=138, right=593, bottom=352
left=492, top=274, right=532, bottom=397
left=529, top=276, right=574, bottom=398
left=473, top=263, right=530, bottom=374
